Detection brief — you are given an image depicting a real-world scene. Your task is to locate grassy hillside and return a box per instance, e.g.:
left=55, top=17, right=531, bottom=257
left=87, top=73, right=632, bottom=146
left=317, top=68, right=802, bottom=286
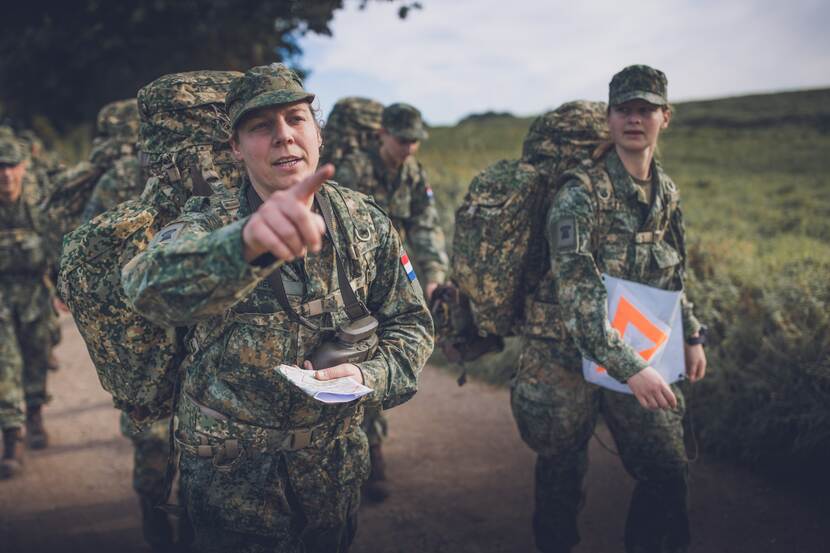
left=420, top=88, right=830, bottom=481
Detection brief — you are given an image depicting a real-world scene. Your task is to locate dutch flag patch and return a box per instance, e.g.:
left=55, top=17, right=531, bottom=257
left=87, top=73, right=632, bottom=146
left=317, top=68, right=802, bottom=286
left=426, top=186, right=434, bottom=201
left=401, top=253, right=417, bottom=282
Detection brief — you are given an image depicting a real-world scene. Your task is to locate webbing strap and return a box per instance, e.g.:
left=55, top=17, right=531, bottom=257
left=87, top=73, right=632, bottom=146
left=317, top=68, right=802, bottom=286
left=315, top=192, right=369, bottom=321
left=634, top=230, right=665, bottom=244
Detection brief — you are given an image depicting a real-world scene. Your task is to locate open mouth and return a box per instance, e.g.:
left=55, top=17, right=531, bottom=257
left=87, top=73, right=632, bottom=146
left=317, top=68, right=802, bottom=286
left=272, top=156, right=302, bottom=169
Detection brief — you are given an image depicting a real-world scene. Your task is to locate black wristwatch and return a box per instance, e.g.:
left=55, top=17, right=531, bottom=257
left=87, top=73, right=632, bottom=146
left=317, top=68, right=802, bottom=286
left=686, top=325, right=708, bottom=346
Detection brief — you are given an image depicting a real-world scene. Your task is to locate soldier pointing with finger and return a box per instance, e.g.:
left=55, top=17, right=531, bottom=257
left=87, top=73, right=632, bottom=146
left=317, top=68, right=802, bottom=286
left=122, top=63, right=433, bottom=553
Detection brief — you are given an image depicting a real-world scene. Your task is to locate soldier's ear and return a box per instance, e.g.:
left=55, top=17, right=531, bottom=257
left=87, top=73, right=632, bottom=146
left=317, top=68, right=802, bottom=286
left=229, top=132, right=244, bottom=161
left=661, top=106, right=672, bottom=129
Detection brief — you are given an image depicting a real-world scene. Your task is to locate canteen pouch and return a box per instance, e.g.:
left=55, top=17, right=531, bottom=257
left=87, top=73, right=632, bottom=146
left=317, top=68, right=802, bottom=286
left=310, top=315, right=379, bottom=369
left=0, top=229, right=46, bottom=273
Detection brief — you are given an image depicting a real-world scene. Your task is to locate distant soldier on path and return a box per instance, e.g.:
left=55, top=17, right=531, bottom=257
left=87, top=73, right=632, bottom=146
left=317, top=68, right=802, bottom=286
left=82, top=99, right=141, bottom=221
left=0, top=130, right=57, bottom=478
left=335, top=102, right=448, bottom=501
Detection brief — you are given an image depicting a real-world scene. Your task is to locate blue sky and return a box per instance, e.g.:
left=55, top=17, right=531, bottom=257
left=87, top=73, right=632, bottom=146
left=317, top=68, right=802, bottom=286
left=299, top=0, right=830, bottom=125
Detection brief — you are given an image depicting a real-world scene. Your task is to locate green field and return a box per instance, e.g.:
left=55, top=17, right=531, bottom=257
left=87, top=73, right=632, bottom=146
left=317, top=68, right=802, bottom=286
left=419, top=88, right=830, bottom=479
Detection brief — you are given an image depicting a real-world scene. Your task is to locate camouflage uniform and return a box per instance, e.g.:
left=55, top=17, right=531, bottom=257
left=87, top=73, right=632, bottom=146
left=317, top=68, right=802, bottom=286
left=1, top=127, right=61, bottom=372
left=122, top=64, right=433, bottom=553
left=82, top=99, right=141, bottom=221
left=320, top=96, right=384, bottom=167
left=0, top=133, right=55, bottom=468
left=511, top=66, right=701, bottom=553
left=335, top=104, right=447, bottom=470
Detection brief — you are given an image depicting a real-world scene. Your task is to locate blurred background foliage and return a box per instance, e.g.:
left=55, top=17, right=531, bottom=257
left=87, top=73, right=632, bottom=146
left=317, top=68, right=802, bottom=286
left=0, top=0, right=420, bottom=133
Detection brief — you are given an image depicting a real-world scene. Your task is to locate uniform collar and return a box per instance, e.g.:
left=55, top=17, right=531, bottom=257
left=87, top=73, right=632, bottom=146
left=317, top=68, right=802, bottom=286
left=605, top=148, right=663, bottom=206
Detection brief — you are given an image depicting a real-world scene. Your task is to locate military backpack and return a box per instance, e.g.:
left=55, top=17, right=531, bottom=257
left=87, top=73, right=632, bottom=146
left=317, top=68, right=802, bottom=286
left=58, top=70, right=242, bottom=423
left=320, top=96, right=384, bottom=166
left=450, top=101, right=609, bottom=337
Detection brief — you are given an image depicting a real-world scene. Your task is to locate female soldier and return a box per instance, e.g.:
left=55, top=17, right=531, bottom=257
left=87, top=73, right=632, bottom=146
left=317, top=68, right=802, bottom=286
left=122, top=64, right=433, bottom=553
left=511, top=65, right=707, bottom=553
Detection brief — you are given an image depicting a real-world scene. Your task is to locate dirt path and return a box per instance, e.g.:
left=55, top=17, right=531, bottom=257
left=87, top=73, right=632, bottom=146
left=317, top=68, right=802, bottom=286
left=1, top=316, right=825, bottom=552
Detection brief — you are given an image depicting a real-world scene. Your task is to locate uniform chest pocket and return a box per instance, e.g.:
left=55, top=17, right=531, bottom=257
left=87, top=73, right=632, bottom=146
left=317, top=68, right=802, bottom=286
left=0, top=230, right=46, bottom=273
left=387, top=186, right=412, bottom=220
left=220, top=311, right=297, bottom=378
left=651, top=241, right=681, bottom=270
left=597, top=234, right=631, bottom=276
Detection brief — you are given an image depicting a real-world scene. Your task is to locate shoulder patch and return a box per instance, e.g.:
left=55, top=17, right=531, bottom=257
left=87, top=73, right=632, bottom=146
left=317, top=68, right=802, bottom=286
left=400, top=252, right=417, bottom=282
left=554, top=217, right=578, bottom=251
left=150, top=222, right=185, bottom=247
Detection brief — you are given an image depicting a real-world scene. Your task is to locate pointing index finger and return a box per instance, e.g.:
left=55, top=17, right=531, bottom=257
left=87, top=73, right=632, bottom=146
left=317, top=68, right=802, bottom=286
left=291, top=163, right=334, bottom=202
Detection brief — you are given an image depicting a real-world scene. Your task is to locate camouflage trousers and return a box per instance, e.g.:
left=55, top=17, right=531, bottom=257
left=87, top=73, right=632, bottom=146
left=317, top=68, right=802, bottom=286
left=510, top=337, right=689, bottom=553
left=360, top=404, right=388, bottom=447
left=120, top=414, right=171, bottom=501
left=178, top=423, right=369, bottom=553
left=0, top=304, right=53, bottom=429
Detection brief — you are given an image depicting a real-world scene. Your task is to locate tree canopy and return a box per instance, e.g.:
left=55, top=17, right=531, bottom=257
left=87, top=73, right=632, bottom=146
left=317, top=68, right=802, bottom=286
left=0, top=0, right=420, bottom=130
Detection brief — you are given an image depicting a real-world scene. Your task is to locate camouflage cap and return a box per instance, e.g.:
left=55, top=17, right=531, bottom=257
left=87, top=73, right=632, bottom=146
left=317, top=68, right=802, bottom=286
left=226, top=63, right=315, bottom=130
left=382, top=103, right=428, bottom=141
left=97, top=99, right=140, bottom=141
left=609, top=64, right=668, bottom=106
left=0, top=128, right=24, bottom=165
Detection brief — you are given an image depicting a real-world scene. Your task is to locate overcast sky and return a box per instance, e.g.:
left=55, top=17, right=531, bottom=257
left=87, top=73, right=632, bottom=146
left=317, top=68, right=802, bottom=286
left=299, top=0, right=830, bottom=125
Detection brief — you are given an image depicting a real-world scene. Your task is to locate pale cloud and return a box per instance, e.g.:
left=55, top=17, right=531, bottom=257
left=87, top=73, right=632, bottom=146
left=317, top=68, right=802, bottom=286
left=300, top=0, right=830, bottom=124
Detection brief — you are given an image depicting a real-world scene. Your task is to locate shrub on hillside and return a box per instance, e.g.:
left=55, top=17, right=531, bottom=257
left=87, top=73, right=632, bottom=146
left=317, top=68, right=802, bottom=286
left=685, top=243, right=830, bottom=475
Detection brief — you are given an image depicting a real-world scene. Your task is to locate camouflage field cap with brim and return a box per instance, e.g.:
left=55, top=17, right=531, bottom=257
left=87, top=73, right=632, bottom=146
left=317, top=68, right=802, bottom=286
left=382, top=103, right=428, bottom=141
left=609, top=64, right=668, bottom=107
left=226, top=63, right=315, bottom=130
left=0, top=130, right=24, bottom=165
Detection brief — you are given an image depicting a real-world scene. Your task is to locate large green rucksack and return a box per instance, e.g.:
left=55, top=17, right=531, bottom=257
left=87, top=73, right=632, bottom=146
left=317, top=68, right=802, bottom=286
left=449, top=100, right=609, bottom=337
left=58, top=70, right=242, bottom=423
left=321, top=96, right=384, bottom=166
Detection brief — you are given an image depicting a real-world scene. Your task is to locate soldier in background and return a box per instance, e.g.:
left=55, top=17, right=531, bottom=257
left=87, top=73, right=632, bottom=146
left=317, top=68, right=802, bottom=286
left=512, top=65, right=707, bottom=553
left=0, top=130, right=56, bottom=477
left=334, top=102, right=448, bottom=501
left=82, top=99, right=141, bottom=220
left=2, top=127, right=64, bottom=373
left=17, top=129, right=64, bottom=205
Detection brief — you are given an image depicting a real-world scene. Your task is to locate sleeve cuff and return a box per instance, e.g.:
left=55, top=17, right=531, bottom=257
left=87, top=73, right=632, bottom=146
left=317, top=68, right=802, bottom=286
left=356, top=359, right=389, bottom=403
left=221, top=216, right=282, bottom=278
left=682, top=311, right=702, bottom=339
left=607, top=351, right=649, bottom=383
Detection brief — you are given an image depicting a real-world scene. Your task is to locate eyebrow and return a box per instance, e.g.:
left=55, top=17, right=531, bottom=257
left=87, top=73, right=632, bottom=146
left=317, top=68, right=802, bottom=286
left=283, top=107, right=307, bottom=117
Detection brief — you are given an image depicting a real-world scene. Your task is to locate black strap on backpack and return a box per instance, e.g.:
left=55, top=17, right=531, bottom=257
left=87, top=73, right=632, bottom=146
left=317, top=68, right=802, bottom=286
left=245, top=183, right=369, bottom=329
